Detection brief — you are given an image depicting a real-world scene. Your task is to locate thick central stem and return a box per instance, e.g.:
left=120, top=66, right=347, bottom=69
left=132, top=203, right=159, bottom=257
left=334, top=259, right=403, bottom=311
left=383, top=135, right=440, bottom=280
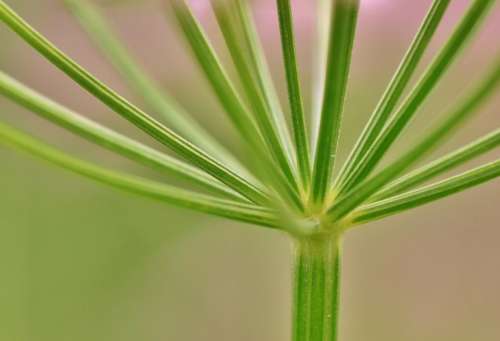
left=292, top=233, right=342, bottom=341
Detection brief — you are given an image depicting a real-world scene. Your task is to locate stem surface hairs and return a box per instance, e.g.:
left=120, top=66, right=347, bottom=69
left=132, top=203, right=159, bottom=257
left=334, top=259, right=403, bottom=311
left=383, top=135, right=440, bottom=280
left=0, top=0, right=499, bottom=340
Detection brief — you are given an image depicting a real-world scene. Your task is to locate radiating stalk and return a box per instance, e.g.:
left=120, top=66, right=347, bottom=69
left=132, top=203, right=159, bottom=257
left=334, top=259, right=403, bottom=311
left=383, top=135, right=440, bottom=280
left=371, top=129, right=500, bottom=201
left=0, top=71, right=244, bottom=201
left=352, top=159, right=500, bottom=225
left=335, top=0, right=495, bottom=195
left=311, top=0, right=359, bottom=207
left=326, top=57, right=500, bottom=222
left=63, top=0, right=248, bottom=176
left=333, top=0, right=450, bottom=190
left=276, top=0, right=312, bottom=191
left=292, top=233, right=342, bottom=341
left=0, top=0, right=268, bottom=204
left=171, top=0, right=303, bottom=210
left=211, top=0, right=298, bottom=188
left=310, top=0, right=332, bottom=150
left=0, top=122, right=279, bottom=228
left=232, top=0, right=294, bottom=160
left=213, top=0, right=296, bottom=160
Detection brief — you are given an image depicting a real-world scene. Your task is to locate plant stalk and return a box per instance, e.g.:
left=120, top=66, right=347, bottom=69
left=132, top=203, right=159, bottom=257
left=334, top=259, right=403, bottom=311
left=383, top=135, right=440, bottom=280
left=292, top=233, right=342, bottom=341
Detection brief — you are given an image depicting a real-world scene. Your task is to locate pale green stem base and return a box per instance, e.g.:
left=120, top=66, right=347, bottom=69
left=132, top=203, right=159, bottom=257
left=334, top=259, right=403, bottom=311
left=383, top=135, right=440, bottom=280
left=292, top=234, right=342, bottom=341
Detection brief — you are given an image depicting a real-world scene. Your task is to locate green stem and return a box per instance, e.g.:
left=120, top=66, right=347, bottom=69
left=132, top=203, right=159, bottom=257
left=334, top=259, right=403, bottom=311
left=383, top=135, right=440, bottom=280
left=292, top=233, right=342, bottom=341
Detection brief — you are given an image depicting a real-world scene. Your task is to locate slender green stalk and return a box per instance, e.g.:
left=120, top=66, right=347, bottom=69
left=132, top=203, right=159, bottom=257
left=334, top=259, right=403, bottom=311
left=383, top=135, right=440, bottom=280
left=0, top=0, right=268, bottom=204
left=212, top=0, right=296, bottom=172
left=292, top=234, right=342, bottom=341
left=310, top=0, right=331, bottom=149
left=231, top=0, right=294, bottom=161
left=63, top=0, right=248, bottom=175
left=372, top=129, right=500, bottom=201
left=311, top=0, right=359, bottom=207
left=0, top=122, right=279, bottom=228
left=326, top=57, right=500, bottom=222
left=0, top=71, right=243, bottom=200
left=222, top=0, right=306, bottom=209
left=210, top=0, right=304, bottom=205
left=171, top=1, right=279, bottom=168
left=276, top=0, right=311, bottom=191
left=335, top=0, right=495, bottom=195
left=171, top=0, right=303, bottom=209
left=352, top=159, right=500, bottom=225
left=333, top=0, right=450, bottom=189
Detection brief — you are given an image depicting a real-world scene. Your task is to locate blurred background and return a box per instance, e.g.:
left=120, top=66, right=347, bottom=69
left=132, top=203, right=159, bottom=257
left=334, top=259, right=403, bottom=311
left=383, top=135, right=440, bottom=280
left=0, top=0, right=499, bottom=340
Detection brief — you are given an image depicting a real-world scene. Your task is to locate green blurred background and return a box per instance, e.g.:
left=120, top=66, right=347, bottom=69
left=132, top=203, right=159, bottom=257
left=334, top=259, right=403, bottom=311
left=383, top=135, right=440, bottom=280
left=0, top=0, right=499, bottom=340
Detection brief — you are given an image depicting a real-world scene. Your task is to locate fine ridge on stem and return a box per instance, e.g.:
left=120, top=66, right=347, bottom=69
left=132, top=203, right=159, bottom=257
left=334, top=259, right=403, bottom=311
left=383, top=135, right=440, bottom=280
left=292, top=233, right=342, bottom=341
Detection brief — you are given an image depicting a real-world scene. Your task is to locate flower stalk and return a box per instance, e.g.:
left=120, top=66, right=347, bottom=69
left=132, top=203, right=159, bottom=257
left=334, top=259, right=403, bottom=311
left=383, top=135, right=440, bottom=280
left=292, top=232, right=342, bottom=341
